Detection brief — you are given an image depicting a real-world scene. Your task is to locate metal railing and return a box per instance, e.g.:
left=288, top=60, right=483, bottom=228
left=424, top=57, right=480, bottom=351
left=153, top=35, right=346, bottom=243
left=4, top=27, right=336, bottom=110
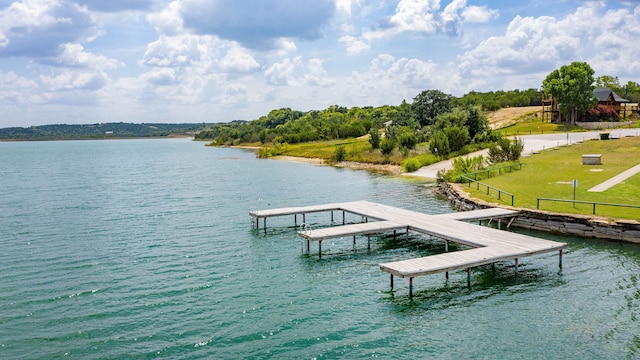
left=459, top=163, right=522, bottom=206
left=464, top=163, right=523, bottom=181
left=460, top=177, right=514, bottom=206
left=536, top=198, right=640, bottom=215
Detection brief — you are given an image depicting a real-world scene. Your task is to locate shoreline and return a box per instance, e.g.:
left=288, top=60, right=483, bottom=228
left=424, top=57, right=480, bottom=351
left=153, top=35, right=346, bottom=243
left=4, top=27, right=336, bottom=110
left=439, top=182, right=640, bottom=243
left=271, top=155, right=403, bottom=175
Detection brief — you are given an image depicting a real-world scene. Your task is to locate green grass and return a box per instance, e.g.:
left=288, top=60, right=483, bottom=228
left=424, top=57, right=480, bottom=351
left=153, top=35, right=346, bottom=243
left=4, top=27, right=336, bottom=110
left=498, top=120, right=582, bottom=136
left=464, top=136, right=640, bottom=220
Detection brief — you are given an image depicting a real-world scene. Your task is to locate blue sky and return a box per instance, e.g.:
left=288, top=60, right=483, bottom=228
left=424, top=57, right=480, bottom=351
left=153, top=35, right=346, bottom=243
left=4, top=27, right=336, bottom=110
left=1, top=0, right=639, bottom=127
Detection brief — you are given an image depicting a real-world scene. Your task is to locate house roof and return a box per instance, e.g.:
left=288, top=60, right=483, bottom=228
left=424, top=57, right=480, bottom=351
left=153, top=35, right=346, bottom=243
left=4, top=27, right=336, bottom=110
left=594, top=87, right=629, bottom=103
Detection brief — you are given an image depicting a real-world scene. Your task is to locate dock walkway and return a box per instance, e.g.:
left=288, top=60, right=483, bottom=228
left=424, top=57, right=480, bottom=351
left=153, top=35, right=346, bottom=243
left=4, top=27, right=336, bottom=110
left=250, top=201, right=566, bottom=296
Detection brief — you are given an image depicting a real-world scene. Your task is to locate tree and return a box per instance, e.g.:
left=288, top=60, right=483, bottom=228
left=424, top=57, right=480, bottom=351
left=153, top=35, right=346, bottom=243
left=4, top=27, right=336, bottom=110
left=542, top=62, right=597, bottom=124
left=368, top=127, right=381, bottom=149
left=380, top=138, right=395, bottom=156
left=411, top=90, right=454, bottom=126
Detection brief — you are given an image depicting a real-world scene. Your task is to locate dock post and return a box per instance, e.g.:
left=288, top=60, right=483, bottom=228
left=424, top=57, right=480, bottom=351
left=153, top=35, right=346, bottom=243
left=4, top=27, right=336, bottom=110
left=367, top=233, right=371, bottom=251
left=331, top=211, right=334, bottom=222
left=390, top=274, right=394, bottom=290
left=306, top=239, right=310, bottom=254
left=393, top=230, right=396, bottom=239
left=295, top=214, right=297, bottom=227
left=342, top=211, right=345, bottom=224
left=353, top=235, right=356, bottom=246
left=256, top=217, right=259, bottom=229
left=445, top=271, right=449, bottom=280
left=515, top=258, right=519, bottom=274
left=498, top=219, right=502, bottom=230
left=406, top=228, right=409, bottom=241
left=303, top=213, right=306, bottom=223
left=409, top=277, right=413, bottom=297
left=318, top=240, right=322, bottom=259
left=263, top=217, right=266, bottom=230
left=559, top=249, right=563, bottom=268
left=467, top=268, right=471, bottom=287
left=445, top=240, right=449, bottom=252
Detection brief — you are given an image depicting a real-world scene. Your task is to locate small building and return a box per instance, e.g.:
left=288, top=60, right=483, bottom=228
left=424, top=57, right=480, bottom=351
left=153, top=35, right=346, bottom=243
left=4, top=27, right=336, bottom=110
left=593, top=87, right=630, bottom=118
left=542, top=87, right=631, bottom=122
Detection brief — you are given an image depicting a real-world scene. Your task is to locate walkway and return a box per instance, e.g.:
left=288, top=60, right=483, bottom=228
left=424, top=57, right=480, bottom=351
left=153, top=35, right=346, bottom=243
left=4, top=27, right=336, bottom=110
left=251, top=201, right=566, bottom=296
left=588, top=164, right=640, bottom=192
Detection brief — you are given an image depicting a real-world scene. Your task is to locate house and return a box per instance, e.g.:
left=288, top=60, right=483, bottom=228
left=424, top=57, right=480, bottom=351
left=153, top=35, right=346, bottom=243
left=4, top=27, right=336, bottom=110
left=542, top=87, right=631, bottom=122
left=593, top=87, right=630, bottom=118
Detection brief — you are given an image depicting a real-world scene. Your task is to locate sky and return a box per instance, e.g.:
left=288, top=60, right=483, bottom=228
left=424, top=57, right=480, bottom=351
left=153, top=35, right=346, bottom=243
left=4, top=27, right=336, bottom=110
left=1, top=0, right=640, bottom=127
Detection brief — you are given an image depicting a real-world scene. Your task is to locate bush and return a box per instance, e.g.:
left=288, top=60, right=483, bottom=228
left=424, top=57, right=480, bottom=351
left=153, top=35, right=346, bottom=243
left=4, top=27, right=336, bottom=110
left=369, top=128, right=381, bottom=149
left=488, top=137, right=524, bottom=163
left=402, top=158, right=421, bottom=172
left=444, top=125, right=469, bottom=152
left=334, top=145, right=346, bottom=162
left=380, top=138, right=395, bottom=155
left=397, top=131, right=418, bottom=149
left=429, top=130, right=450, bottom=157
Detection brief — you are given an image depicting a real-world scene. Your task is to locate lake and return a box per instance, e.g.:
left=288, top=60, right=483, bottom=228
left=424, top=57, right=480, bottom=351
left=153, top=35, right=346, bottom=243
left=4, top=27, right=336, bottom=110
left=1, top=138, right=639, bottom=359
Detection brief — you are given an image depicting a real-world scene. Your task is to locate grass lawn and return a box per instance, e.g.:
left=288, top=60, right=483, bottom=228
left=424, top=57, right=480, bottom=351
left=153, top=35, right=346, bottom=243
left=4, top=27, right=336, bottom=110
left=498, top=120, right=582, bottom=136
left=463, top=136, right=640, bottom=220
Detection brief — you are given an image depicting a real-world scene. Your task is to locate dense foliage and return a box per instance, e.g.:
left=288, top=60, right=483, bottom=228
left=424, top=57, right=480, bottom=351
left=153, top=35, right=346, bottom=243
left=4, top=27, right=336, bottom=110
left=0, top=123, right=205, bottom=140
left=542, top=62, right=598, bottom=124
left=457, top=88, right=542, bottom=110
left=595, top=75, right=640, bottom=103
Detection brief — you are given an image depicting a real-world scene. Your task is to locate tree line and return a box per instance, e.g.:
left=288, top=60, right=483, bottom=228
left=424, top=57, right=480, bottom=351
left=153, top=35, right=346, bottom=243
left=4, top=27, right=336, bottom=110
left=0, top=123, right=206, bottom=140
left=195, top=88, right=543, bottom=157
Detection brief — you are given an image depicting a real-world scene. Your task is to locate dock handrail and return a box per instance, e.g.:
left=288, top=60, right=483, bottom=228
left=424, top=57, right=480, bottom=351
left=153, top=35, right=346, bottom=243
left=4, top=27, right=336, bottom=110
left=536, top=197, right=640, bottom=215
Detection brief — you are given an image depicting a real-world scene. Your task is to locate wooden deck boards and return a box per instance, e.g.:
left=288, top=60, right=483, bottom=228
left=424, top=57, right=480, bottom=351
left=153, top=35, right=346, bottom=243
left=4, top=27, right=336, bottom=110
left=299, top=220, right=407, bottom=241
left=251, top=200, right=566, bottom=285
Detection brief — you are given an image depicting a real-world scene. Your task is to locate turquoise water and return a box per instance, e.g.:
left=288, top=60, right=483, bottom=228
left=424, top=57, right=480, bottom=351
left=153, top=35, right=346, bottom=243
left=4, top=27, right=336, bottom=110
left=1, top=139, right=639, bottom=359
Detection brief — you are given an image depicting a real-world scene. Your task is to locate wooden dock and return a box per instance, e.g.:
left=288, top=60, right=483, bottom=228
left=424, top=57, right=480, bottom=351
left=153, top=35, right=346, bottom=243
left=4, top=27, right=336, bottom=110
left=250, top=200, right=566, bottom=296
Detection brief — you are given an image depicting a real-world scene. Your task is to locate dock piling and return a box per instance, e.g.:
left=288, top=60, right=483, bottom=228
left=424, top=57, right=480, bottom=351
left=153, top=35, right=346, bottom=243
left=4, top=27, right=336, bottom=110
left=559, top=249, right=563, bottom=268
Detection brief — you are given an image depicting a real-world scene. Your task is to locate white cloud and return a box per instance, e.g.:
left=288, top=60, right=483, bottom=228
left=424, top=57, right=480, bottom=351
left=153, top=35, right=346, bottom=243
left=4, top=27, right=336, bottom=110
left=339, top=35, right=371, bottom=55
left=0, top=71, right=39, bottom=104
left=57, top=43, right=123, bottom=69
left=219, top=47, right=260, bottom=73
left=40, top=71, right=107, bottom=91
left=462, top=5, right=499, bottom=23
left=0, top=0, right=98, bottom=58
left=265, top=57, right=301, bottom=86
left=456, top=2, right=640, bottom=93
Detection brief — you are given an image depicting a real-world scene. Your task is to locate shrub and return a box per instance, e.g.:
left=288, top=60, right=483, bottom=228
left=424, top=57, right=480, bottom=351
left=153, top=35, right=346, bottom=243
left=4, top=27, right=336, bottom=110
left=444, top=125, right=469, bottom=152
left=369, top=128, right=381, bottom=149
left=380, top=138, right=395, bottom=155
left=488, top=137, right=524, bottom=163
left=397, top=131, right=418, bottom=150
left=402, top=158, right=422, bottom=172
left=334, top=145, right=346, bottom=162
left=429, top=130, right=450, bottom=157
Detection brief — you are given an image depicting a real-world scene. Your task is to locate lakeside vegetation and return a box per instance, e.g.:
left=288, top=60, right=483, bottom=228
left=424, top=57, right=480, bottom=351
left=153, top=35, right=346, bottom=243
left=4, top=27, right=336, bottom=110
left=459, top=136, right=640, bottom=220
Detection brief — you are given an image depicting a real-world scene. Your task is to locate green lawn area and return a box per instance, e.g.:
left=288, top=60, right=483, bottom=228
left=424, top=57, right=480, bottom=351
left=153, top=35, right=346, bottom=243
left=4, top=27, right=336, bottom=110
left=463, top=136, right=640, bottom=220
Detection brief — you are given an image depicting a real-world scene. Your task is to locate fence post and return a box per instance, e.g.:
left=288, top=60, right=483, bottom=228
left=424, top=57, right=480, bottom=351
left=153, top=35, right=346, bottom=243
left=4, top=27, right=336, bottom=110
left=593, top=203, right=596, bottom=215
left=537, top=198, right=540, bottom=209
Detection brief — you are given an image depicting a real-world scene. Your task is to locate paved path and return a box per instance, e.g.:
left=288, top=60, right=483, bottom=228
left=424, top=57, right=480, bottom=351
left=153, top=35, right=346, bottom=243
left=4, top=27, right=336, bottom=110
left=408, top=129, right=640, bottom=179
left=588, top=164, right=640, bottom=192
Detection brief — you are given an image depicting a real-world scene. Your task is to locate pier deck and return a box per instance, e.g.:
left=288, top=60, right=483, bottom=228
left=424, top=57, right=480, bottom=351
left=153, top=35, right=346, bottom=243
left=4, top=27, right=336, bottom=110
left=251, top=200, right=566, bottom=296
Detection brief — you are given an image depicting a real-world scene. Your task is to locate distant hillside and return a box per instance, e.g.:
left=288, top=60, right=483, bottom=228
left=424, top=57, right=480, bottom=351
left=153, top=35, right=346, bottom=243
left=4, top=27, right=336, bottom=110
left=486, top=106, right=541, bottom=129
left=0, top=123, right=206, bottom=140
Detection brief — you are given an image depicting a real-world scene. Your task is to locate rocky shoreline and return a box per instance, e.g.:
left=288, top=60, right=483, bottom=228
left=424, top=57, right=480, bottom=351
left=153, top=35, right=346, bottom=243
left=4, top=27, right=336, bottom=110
left=438, top=182, right=640, bottom=243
